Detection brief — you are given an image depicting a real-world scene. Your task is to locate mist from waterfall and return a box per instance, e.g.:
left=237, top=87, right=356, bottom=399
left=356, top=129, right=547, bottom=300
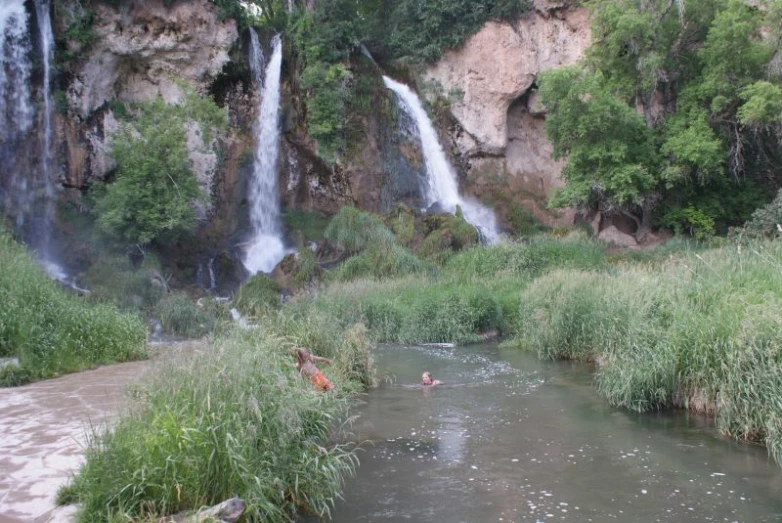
left=244, top=32, right=287, bottom=274
left=383, top=76, right=499, bottom=243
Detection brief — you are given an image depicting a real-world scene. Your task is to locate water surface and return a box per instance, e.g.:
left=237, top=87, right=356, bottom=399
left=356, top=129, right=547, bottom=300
left=322, top=343, right=782, bottom=522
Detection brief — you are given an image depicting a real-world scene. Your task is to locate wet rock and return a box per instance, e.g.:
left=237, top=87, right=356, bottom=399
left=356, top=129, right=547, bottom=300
left=598, top=225, right=638, bottom=248
left=212, top=250, right=250, bottom=296
left=0, top=358, right=20, bottom=370
left=190, top=497, right=245, bottom=523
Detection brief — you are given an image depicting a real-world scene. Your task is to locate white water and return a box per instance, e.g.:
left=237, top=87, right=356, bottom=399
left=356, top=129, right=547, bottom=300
left=1, top=0, right=34, bottom=229
left=35, top=0, right=57, bottom=261
left=248, top=28, right=265, bottom=87
left=0, top=0, right=34, bottom=139
left=383, top=76, right=500, bottom=243
left=244, top=32, right=287, bottom=274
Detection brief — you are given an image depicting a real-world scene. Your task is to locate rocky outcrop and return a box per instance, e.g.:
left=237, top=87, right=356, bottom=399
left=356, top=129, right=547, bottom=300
left=425, top=0, right=590, bottom=210
left=59, top=0, right=238, bottom=186
left=65, top=0, right=237, bottom=118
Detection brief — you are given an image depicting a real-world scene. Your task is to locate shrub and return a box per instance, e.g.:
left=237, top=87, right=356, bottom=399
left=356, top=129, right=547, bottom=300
left=0, top=230, right=147, bottom=386
left=741, top=188, right=782, bottom=238
left=154, top=293, right=226, bottom=338
left=324, top=207, right=394, bottom=254
left=233, top=275, right=281, bottom=317
left=67, top=325, right=361, bottom=522
left=83, top=254, right=166, bottom=313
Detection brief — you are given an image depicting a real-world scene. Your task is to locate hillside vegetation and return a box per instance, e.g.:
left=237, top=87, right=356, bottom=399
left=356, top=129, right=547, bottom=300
left=0, top=229, right=147, bottom=386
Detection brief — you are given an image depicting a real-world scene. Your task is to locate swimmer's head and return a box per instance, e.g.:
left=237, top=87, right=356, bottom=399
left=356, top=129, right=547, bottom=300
left=422, top=371, right=434, bottom=385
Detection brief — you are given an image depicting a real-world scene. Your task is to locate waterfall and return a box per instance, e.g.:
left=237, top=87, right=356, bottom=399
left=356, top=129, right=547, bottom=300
left=383, top=76, right=500, bottom=243
left=248, top=28, right=265, bottom=88
left=244, top=32, right=287, bottom=274
left=0, top=1, right=34, bottom=139
left=1, top=0, right=34, bottom=228
left=34, top=0, right=56, bottom=261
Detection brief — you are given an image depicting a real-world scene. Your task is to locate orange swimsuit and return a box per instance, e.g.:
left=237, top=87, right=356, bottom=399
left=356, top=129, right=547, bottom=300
left=299, top=360, right=333, bottom=392
left=311, top=370, right=334, bottom=392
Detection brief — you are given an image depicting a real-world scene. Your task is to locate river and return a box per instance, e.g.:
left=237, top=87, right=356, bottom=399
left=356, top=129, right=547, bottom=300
left=2, top=342, right=781, bottom=522
left=317, top=343, right=782, bottom=522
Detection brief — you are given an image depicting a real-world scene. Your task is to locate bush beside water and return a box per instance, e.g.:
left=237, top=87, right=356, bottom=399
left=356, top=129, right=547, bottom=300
left=0, top=231, right=147, bottom=386
left=508, top=241, right=782, bottom=461
left=67, top=317, right=372, bottom=522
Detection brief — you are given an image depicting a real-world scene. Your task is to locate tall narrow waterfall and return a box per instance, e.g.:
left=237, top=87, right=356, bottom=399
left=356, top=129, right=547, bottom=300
left=1, top=0, right=35, bottom=226
left=244, top=32, right=287, bottom=274
left=0, top=1, right=34, bottom=138
left=383, top=76, right=500, bottom=243
left=35, top=0, right=56, bottom=261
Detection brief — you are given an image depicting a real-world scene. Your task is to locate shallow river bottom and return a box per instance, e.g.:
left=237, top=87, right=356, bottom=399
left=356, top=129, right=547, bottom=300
left=313, top=343, right=782, bottom=523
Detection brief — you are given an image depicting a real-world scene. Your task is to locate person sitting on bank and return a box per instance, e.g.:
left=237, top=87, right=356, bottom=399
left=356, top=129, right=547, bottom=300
left=295, top=347, right=334, bottom=392
left=421, top=371, right=442, bottom=386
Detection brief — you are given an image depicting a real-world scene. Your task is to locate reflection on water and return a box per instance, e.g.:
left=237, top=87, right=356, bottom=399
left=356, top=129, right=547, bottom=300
left=312, top=343, right=782, bottom=523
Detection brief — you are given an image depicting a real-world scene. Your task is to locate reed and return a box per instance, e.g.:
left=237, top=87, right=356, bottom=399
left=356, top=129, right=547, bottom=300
left=66, top=317, right=372, bottom=522
left=0, top=229, right=146, bottom=386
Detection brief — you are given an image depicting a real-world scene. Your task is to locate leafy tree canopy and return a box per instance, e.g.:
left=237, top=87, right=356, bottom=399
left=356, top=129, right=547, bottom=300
left=540, top=0, right=782, bottom=237
left=93, top=87, right=227, bottom=249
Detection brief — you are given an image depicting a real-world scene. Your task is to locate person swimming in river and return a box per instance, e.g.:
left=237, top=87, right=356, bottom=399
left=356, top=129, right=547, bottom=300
left=421, top=371, right=442, bottom=386
left=295, top=347, right=334, bottom=392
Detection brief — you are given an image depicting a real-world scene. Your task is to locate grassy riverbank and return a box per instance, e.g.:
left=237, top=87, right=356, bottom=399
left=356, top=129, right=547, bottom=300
left=0, top=230, right=147, bottom=386
left=58, top=226, right=782, bottom=522
left=283, top=234, right=782, bottom=464
left=64, top=311, right=373, bottom=522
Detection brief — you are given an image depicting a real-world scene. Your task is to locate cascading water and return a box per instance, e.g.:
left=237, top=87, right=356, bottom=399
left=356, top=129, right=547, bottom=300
left=2, top=0, right=65, bottom=281
left=1, top=0, right=35, bottom=226
left=243, top=32, right=287, bottom=274
left=383, top=76, right=500, bottom=243
left=34, top=0, right=56, bottom=261
left=248, top=28, right=265, bottom=88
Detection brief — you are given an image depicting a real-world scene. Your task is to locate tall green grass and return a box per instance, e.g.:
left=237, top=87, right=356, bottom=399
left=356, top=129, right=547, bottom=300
left=286, top=235, right=607, bottom=344
left=68, top=323, right=367, bottom=522
left=507, top=240, right=782, bottom=462
left=0, top=230, right=147, bottom=386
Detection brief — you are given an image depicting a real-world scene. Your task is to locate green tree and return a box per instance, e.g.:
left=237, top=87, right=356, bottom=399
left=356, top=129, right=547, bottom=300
left=539, top=67, right=661, bottom=235
left=94, top=88, right=227, bottom=249
left=541, top=0, right=782, bottom=238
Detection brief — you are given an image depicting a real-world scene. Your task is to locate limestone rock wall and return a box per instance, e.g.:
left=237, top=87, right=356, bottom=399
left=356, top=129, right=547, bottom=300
left=425, top=0, right=590, bottom=220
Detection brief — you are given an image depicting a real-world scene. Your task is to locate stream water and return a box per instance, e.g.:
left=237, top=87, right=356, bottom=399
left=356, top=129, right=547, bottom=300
left=2, top=342, right=781, bottom=522
left=319, top=343, right=782, bottom=523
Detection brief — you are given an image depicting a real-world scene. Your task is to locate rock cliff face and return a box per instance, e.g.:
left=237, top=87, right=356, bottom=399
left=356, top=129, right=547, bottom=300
left=42, top=0, right=591, bottom=276
left=59, top=0, right=238, bottom=189
left=425, top=0, right=590, bottom=223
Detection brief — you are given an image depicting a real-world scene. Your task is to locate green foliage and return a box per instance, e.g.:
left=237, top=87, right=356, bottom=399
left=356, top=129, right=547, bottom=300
left=82, top=255, right=167, bottom=313
left=539, top=67, right=660, bottom=226
left=154, top=293, right=226, bottom=338
left=660, top=206, right=715, bottom=240
left=0, top=229, right=147, bottom=386
left=282, top=209, right=330, bottom=242
left=740, top=188, right=782, bottom=238
left=381, top=0, right=532, bottom=62
left=234, top=274, right=282, bottom=317
left=324, top=206, right=395, bottom=253
left=67, top=323, right=365, bottom=522
left=93, top=87, right=227, bottom=248
left=506, top=203, right=550, bottom=237
left=739, top=81, right=782, bottom=126
left=542, top=0, right=782, bottom=235
left=299, top=62, right=352, bottom=160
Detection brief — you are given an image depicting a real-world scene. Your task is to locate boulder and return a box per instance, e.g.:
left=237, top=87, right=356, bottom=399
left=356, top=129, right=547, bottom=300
left=175, top=497, right=245, bottom=523
left=598, top=225, right=638, bottom=248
